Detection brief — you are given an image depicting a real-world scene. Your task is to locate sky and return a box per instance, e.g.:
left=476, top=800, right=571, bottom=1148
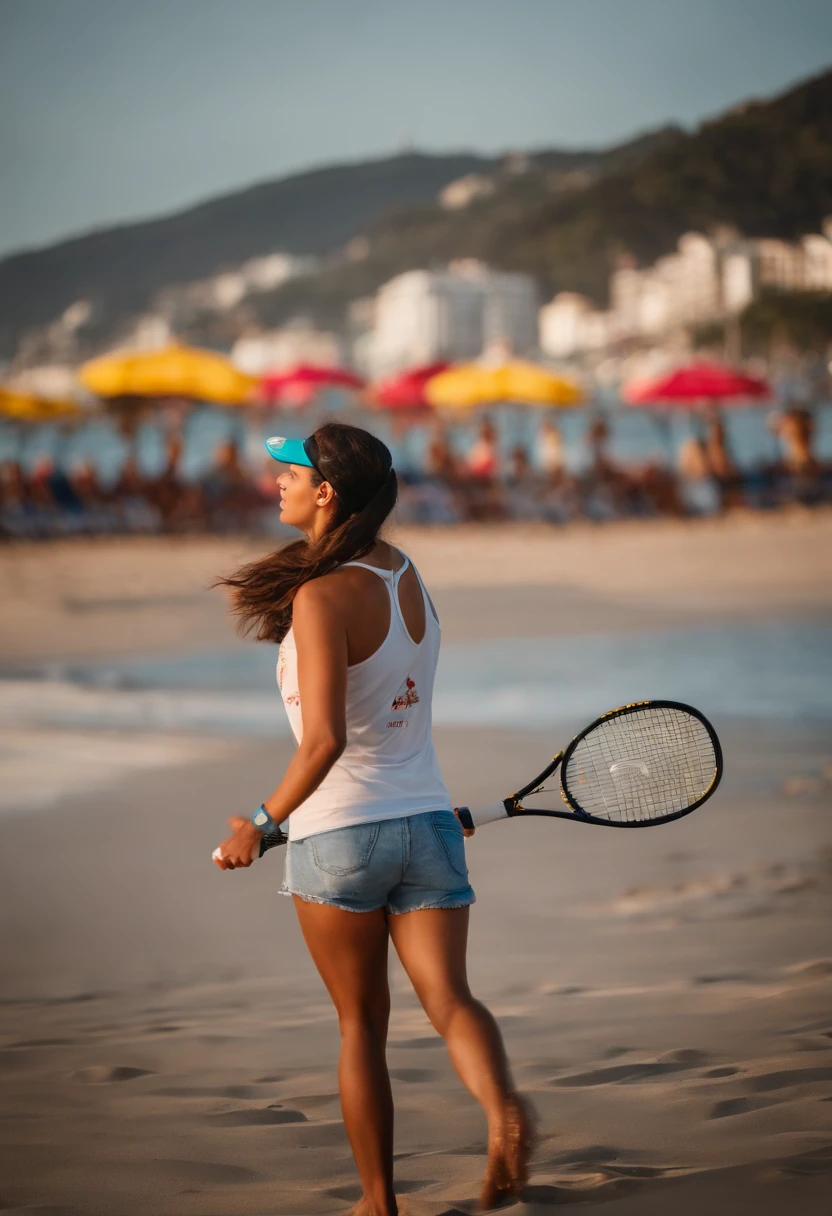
left=2, top=0, right=831, bottom=259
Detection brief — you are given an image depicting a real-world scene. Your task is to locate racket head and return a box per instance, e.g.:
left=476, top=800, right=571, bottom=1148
left=558, top=700, right=722, bottom=827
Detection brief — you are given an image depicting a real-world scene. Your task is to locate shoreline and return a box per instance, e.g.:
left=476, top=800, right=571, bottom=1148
left=1, top=508, right=830, bottom=664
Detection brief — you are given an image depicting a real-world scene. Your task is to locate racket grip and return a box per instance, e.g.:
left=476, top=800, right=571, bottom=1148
left=456, top=800, right=512, bottom=829
left=212, top=828, right=288, bottom=867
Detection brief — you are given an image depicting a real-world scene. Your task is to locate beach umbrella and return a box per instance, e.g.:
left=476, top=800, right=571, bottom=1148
left=424, top=360, right=584, bottom=409
left=79, top=343, right=256, bottom=405
left=623, top=362, right=771, bottom=407
left=371, top=362, right=449, bottom=411
left=0, top=388, right=89, bottom=465
left=0, top=387, right=85, bottom=422
left=259, top=363, right=365, bottom=407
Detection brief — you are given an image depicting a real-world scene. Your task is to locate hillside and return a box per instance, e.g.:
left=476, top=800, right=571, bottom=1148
left=244, top=68, right=832, bottom=333
left=0, top=130, right=678, bottom=357
left=4, top=67, right=830, bottom=359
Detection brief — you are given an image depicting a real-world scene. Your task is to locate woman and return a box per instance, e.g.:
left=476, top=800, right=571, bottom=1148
left=214, top=422, right=534, bottom=1214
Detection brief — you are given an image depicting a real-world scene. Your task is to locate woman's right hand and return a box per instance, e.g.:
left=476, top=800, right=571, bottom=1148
left=454, top=808, right=475, bottom=838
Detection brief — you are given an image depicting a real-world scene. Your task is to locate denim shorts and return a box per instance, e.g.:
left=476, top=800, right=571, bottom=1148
left=278, top=810, right=476, bottom=914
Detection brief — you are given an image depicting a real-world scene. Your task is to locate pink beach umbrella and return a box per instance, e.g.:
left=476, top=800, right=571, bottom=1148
left=624, top=361, right=771, bottom=407
left=259, top=363, right=365, bottom=407
left=371, top=362, right=450, bottom=412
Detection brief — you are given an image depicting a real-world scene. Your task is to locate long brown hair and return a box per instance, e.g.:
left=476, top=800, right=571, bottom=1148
left=218, top=421, right=397, bottom=643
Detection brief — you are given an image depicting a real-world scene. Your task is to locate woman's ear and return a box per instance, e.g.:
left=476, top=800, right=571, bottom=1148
left=316, top=481, right=337, bottom=507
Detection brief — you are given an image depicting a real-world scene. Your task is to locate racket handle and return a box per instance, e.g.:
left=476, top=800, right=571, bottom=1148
left=456, top=800, right=512, bottom=829
left=212, top=828, right=288, bottom=867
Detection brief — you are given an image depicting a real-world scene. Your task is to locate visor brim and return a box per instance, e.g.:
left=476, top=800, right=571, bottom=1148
left=264, top=436, right=314, bottom=466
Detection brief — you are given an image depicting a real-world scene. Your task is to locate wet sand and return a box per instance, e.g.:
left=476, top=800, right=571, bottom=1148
left=0, top=517, right=831, bottom=1213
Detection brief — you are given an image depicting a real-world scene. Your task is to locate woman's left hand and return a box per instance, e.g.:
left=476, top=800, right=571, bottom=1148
left=214, top=816, right=263, bottom=870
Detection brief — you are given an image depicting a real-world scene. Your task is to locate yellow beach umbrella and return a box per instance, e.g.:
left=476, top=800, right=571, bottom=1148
left=79, top=343, right=256, bottom=405
left=424, top=360, right=584, bottom=409
left=0, top=387, right=85, bottom=422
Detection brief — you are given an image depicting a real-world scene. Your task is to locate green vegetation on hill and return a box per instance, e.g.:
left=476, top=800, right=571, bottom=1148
left=250, top=69, right=832, bottom=332
left=0, top=129, right=678, bottom=357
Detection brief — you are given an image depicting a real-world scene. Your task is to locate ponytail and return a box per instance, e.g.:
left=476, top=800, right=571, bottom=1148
left=217, top=424, right=397, bottom=644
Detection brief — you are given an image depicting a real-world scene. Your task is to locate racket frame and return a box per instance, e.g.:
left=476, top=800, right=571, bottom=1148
left=507, top=699, right=723, bottom=829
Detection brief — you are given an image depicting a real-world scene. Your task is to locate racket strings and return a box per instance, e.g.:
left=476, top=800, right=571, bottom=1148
left=560, top=707, right=717, bottom=824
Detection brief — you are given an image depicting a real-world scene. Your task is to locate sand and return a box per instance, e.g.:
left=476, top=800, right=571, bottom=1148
left=0, top=509, right=830, bottom=664
left=1, top=515, right=831, bottom=1213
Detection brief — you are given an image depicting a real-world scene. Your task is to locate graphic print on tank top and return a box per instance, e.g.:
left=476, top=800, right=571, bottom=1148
left=391, top=674, right=419, bottom=710
left=277, top=643, right=300, bottom=707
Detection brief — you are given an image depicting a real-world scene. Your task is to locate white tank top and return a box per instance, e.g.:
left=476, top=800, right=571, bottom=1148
left=277, top=555, right=452, bottom=840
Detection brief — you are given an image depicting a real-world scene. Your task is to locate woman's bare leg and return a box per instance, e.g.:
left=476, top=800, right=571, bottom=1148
left=292, top=896, right=396, bottom=1216
left=388, top=907, right=534, bottom=1204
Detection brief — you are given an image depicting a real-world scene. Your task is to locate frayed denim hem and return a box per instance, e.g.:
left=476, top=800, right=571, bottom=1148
left=388, top=896, right=476, bottom=914
left=279, top=886, right=476, bottom=914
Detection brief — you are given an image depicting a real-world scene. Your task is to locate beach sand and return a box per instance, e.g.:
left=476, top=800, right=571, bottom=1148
left=1, top=514, right=831, bottom=1213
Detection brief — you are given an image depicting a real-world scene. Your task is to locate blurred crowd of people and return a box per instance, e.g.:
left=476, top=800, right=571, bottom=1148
left=1, top=406, right=829, bottom=540
left=0, top=438, right=268, bottom=540
left=401, top=406, right=830, bottom=525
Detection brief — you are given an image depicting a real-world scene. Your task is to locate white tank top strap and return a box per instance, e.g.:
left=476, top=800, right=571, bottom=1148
left=408, top=558, right=439, bottom=624
left=340, top=556, right=410, bottom=582
left=341, top=556, right=418, bottom=639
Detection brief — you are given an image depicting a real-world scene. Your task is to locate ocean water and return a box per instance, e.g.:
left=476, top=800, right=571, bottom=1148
left=2, top=617, right=830, bottom=741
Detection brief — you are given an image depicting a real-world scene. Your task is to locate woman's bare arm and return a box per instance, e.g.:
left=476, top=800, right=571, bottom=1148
left=216, top=577, right=348, bottom=868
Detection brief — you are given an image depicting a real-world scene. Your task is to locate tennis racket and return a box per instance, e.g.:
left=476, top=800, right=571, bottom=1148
left=212, top=700, right=722, bottom=864
left=456, top=700, right=722, bottom=831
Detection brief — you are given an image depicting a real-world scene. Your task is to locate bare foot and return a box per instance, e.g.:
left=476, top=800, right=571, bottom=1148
left=503, top=1093, right=537, bottom=1194
left=479, top=1093, right=537, bottom=1209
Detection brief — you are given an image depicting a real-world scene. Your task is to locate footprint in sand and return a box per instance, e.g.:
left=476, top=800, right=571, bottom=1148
left=554, top=1049, right=709, bottom=1087
left=71, top=1066, right=153, bottom=1083
left=147, top=1159, right=259, bottom=1184
left=746, top=1066, right=832, bottom=1092
left=288, top=1092, right=340, bottom=1109
left=772, top=1146, right=832, bottom=1177
left=389, top=1068, right=437, bottom=1083
left=326, top=1180, right=430, bottom=1200
left=709, top=1096, right=773, bottom=1119
left=523, top=1177, right=640, bottom=1204
left=388, top=1036, right=441, bottom=1050
left=0, top=1206, right=79, bottom=1214
left=540, top=1145, right=625, bottom=1168
left=692, top=972, right=753, bottom=984
left=153, top=1084, right=266, bottom=1099
left=9, top=1038, right=76, bottom=1048
left=210, top=1106, right=307, bottom=1126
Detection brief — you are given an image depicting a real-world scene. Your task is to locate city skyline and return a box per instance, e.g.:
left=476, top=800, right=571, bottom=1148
left=2, top=0, right=832, bottom=260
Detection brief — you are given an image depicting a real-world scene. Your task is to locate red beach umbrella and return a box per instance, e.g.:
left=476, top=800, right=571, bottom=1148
left=372, top=362, right=450, bottom=411
left=624, top=361, right=771, bottom=407
left=259, top=363, right=365, bottom=406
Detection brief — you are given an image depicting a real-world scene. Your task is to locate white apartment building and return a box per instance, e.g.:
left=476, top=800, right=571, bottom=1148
left=362, top=262, right=538, bottom=377
left=539, top=292, right=618, bottom=358
left=232, top=322, right=343, bottom=375
left=610, top=233, right=721, bottom=337
left=541, top=221, right=832, bottom=357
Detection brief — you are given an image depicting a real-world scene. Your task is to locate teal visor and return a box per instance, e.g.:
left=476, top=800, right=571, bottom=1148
left=264, top=436, right=315, bottom=467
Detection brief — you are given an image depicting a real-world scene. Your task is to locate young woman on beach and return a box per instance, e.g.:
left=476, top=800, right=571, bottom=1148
left=214, top=422, right=534, bottom=1214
